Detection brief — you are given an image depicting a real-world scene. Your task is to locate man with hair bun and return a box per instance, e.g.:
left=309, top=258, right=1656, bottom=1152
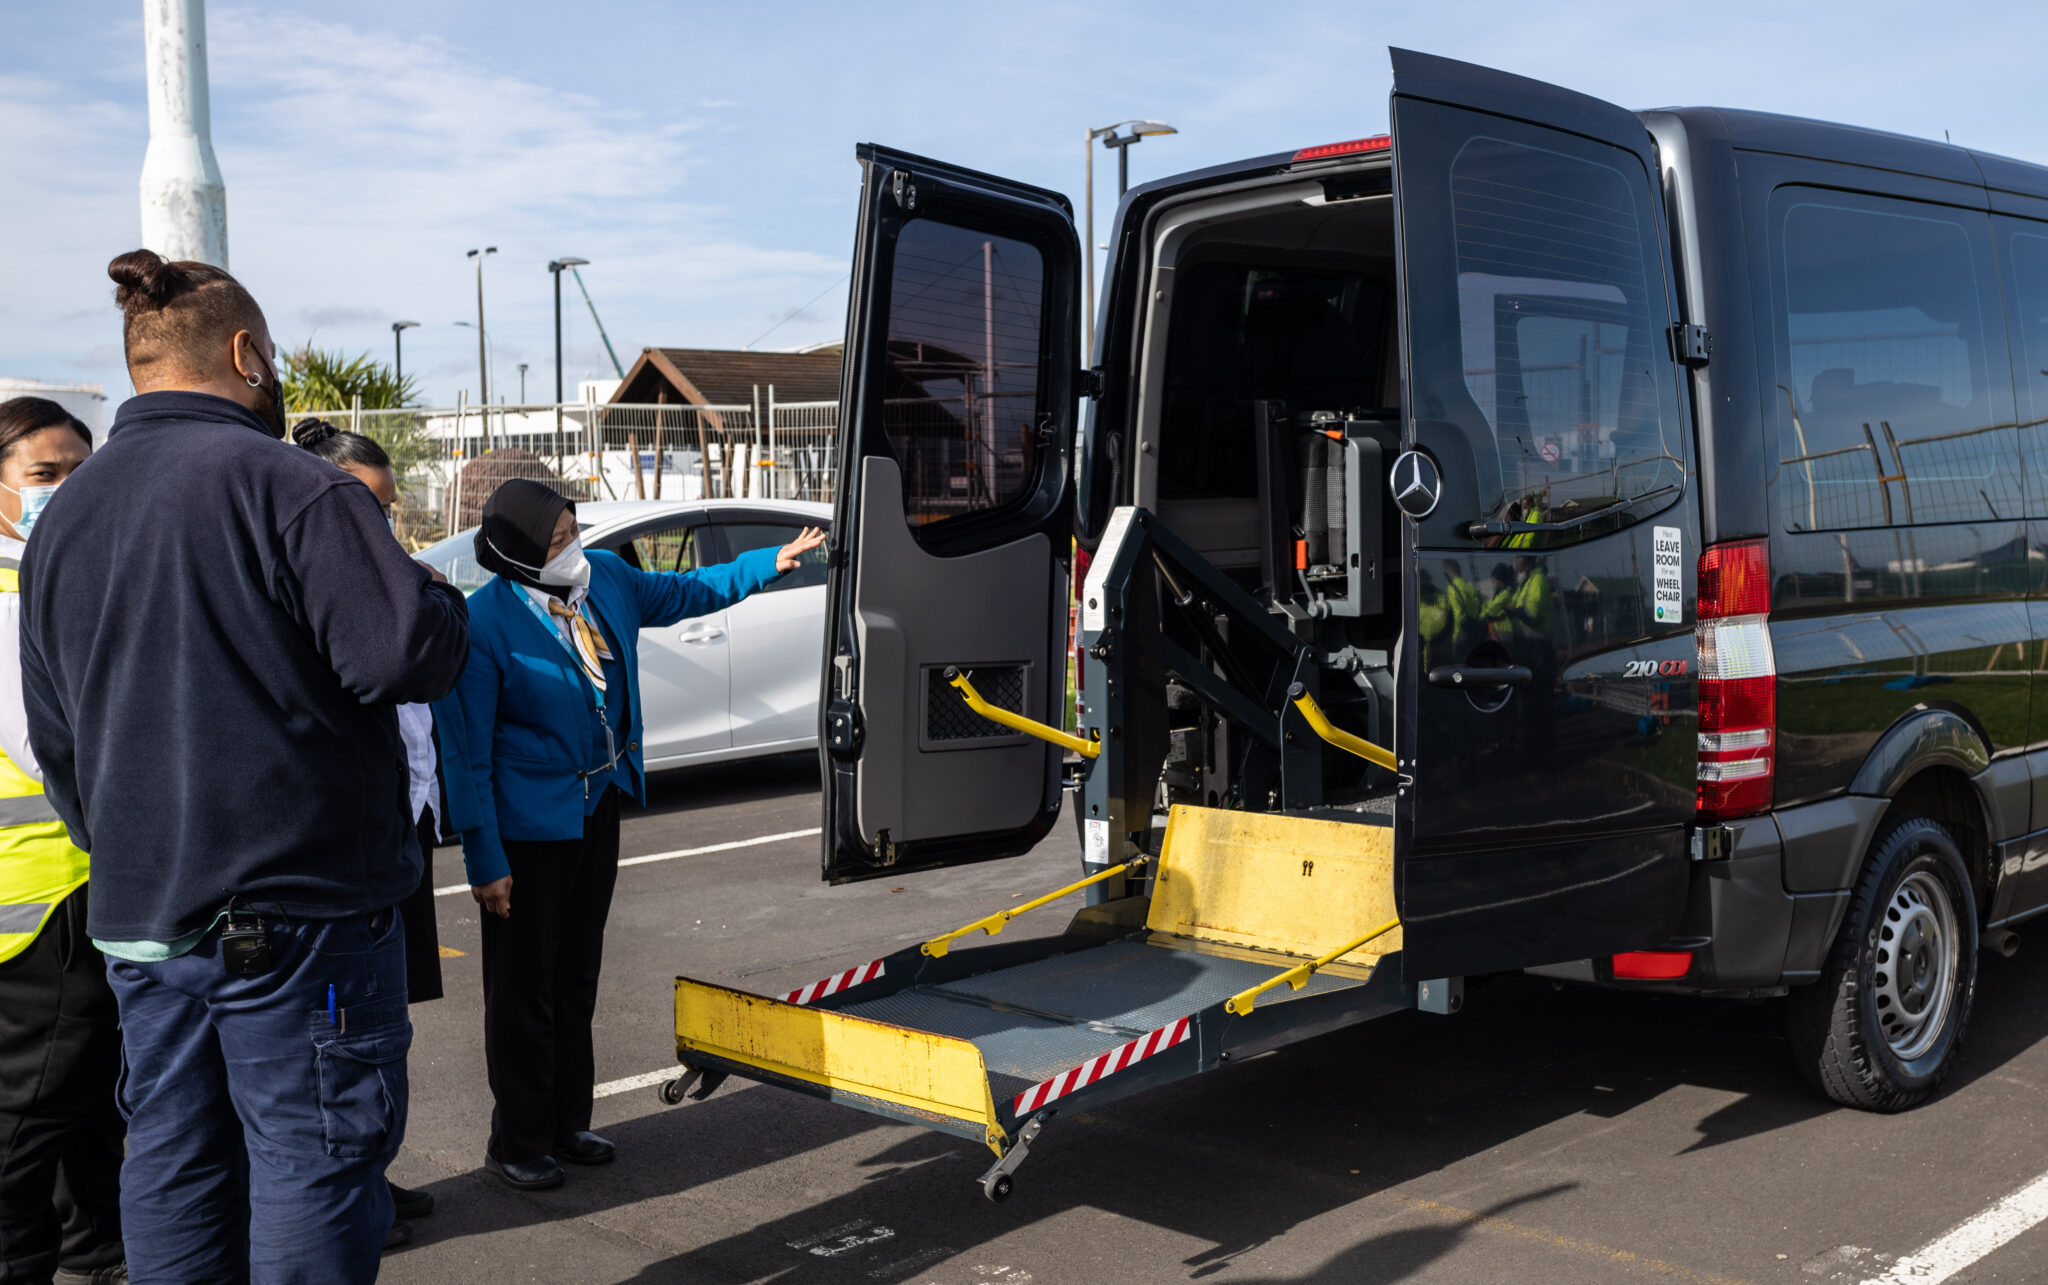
left=16, top=250, right=471, bottom=1282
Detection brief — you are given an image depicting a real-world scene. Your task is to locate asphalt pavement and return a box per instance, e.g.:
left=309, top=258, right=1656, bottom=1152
left=381, top=754, right=2048, bottom=1284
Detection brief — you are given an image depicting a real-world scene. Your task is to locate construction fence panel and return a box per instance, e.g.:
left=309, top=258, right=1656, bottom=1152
left=297, top=392, right=843, bottom=549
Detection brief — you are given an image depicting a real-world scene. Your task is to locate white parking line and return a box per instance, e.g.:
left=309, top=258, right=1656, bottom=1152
left=593, top=1069, right=677, bottom=1100
left=432, top=827, right=821, bottom=896
left=1861, top=1170, right=2048, bottom=1284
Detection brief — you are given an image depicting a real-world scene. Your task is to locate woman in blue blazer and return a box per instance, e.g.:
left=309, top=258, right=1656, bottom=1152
left=440, top=478, right=819, bottom=1190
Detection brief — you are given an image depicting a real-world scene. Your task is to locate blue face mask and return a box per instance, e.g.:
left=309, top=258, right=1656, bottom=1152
left=2, top=482, right=58, bottom=539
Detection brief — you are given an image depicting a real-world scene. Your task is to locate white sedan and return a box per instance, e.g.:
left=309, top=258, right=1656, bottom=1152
left=415, top=497, right=830, bottom=770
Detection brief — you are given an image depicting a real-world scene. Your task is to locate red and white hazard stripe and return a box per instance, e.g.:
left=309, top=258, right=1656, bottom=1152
left=780, top=958, right=885, bottom=1006
left=1011, top=1015, right=1192, bottom=1116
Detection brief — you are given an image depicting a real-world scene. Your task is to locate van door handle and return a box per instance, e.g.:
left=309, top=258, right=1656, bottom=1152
left=1427, top=664, right=1531, bottom=689
left=678, top=625, right=726, bottom=644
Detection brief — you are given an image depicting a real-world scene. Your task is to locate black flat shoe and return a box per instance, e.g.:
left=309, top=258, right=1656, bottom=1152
left=554, top=1130, right=615, bottom=1165
left=382, top=1220, right=414, bottom=1252
left=387, top=1179, right=435, bottom=1220
left=484, top=1151, right=565, bottom=1190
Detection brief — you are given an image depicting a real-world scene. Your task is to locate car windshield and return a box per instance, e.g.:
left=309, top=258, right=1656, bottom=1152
left=415, top=523, right=588, bottom=595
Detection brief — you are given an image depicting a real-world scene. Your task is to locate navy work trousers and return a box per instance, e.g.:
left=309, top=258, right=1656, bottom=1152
left=106, top=906, right=411, bottom=1285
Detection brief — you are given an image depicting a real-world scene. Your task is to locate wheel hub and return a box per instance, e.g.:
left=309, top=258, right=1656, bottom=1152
left=1871, top=870, right=1958, bottom=1061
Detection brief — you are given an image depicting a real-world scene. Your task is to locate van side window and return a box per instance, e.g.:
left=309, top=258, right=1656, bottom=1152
left=1999, top=226, right=2048, bottom=515
left=1770, top=192, right=2016, bottom=531
left=880, top=218, right=1046, bottom=531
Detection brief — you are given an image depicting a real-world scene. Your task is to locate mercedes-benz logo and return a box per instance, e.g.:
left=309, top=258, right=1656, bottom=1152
left=1389, top=450, right=1442, bottom=519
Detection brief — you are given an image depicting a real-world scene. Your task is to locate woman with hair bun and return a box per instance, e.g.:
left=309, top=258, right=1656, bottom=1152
left=0, top=397, right=125, bottom=1285
left=14, top=250, right=470, bottom=1281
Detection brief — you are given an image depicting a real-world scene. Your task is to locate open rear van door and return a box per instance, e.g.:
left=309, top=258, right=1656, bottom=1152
left=821, top=146, right=1080, bottom=884
left=1389, top=50, right=1701, bottom=976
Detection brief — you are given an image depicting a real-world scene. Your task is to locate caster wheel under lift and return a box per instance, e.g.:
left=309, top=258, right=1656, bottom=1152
left=657, top=1066, right=726, bottom=1106
left=975, top=1115, right=1045, bottom=1203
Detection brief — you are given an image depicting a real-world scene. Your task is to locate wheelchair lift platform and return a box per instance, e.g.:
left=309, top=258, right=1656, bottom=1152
left=665, top=803, right=1415, bottom=1200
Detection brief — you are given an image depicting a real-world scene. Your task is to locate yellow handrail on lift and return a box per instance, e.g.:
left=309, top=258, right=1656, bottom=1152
left=946, top=667, right=1100, bottom=759
left=1288, top=683, right=1398, bottom=772
left=921, top=857, right=1150, bottom=958
left=1223, top=917, right=1402, bottom=1015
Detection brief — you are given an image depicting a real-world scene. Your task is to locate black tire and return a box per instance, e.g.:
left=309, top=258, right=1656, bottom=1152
left=1787, top=815, right=1977, bottom=1111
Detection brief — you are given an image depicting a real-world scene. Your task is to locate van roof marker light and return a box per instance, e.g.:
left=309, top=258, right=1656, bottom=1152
left=1292, top=135, right=1391, bottom=162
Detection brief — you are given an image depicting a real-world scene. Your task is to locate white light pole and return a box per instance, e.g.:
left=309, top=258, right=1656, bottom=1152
left=141, top=0, right=228, bottom=267
left=1083, top=120, right=1176, bottom=366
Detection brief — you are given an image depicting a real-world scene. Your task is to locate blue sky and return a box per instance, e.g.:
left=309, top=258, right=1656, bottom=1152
left=6, top=0, right=2044, bottom=412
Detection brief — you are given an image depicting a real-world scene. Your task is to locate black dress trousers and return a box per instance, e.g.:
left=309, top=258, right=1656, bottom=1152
left=0, top=886, right=125, bottom=1281
left=480, top=786, right=622, bottom=1164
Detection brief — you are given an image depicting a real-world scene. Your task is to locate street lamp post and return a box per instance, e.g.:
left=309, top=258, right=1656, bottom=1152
left=390, top=319, right=418, bottom=390
left=465, top=247, right=497, bottom=405
left=548, top=257, right=589, bottom=435
left=1083, top=120, right=1176, bottom=366
left=517, top=363, right=528, bottom=404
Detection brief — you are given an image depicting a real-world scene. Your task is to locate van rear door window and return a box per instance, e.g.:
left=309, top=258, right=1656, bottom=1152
left=1396, top=102, right=1685, bottom=544
left=1769, top=191, right=2015, bottom=531
left=880, top=218, right=1047, bottom=532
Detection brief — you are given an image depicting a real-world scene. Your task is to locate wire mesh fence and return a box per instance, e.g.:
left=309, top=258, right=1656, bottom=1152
left=298, top=387, right=841, bottom=549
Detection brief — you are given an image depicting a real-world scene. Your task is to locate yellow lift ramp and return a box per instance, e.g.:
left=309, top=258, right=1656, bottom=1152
left=665, top=803, right=1416, bottom=1200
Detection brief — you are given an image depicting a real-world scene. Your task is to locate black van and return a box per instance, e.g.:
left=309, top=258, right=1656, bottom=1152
left=805, top=48, right=2048, bottom=1123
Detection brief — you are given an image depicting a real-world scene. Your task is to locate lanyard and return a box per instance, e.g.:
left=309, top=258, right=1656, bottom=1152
left=514, top=584, right=628, bottom=798
left=517, top=586, right=605, bottom=711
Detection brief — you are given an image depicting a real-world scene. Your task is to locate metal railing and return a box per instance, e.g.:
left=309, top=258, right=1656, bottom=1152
left=299, top=385, right=839, bottom=547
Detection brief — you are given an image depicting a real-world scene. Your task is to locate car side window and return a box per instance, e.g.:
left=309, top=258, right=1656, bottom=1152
left=628, top=525, right=707, bottom=575
left=1769, top=189, right=2017, bottom=531
left=720, top=521, right=827, bottom=592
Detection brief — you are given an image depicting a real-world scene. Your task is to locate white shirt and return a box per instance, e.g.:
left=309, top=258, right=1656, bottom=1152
left=397, top=702, right=438, bottom=830
left=0, top=535, right=39, bottom=782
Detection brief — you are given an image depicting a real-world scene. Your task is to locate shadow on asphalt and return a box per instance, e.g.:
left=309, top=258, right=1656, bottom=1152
left=411, top=930, right=2048, bottom=1283
left=638, top=751, right=820, bottom=821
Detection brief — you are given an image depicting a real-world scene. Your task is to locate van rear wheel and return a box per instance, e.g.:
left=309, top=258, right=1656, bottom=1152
left=1787, top=815, right=1977, bottom=1111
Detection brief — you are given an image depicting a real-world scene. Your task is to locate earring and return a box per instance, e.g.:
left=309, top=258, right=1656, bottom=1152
left=247, top=375, right=261, bottom=387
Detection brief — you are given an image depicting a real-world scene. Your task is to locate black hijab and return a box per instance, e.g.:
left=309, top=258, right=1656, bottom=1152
left=475, top=478, right=573, bottom=592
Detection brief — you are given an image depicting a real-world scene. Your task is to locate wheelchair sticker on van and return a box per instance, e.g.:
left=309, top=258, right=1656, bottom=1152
left=1653, top=526, right=1683, bottom=624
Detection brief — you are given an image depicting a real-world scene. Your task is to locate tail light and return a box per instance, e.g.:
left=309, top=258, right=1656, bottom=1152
left=1696, top=539, right=1774, bottom=819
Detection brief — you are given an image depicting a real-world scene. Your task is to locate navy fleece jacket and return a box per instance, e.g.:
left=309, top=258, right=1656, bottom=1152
left=18, top=392, right=471, bottom=942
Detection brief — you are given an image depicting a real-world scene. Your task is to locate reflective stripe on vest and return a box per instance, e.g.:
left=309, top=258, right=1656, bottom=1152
left=0, top=567, right=88, bottom=964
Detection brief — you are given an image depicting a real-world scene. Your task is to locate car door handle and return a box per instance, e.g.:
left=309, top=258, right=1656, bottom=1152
left=1427, top=664, right=1532, bottom=689
left=678, top=625, right=726, bottom=644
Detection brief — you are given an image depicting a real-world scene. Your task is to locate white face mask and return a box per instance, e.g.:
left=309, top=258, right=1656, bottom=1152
left=0, top=480, right=59, bottom=540
left=536, top=539, right=590, bottom=590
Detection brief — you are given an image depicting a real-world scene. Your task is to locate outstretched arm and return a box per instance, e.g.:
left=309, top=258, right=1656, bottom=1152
left=629, top=536, right=799, bottom=629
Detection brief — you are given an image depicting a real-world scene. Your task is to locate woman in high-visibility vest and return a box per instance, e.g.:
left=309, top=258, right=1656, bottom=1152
left=0, top=396, right=124, bottom=1283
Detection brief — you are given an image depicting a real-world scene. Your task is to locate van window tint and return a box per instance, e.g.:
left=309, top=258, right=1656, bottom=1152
left=2002, top=227, right=2048, bottom=515
left=1771, top=193, right=2015, bottom=530
left=1445, top=135, right=1681, bottom=529
left=881, top=218, right=1046, bottom=530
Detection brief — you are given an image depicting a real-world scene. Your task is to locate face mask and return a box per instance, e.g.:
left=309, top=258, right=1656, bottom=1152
left=484, top=531, right=588, bottom=590
left=0, top=480, right=59, bottom=539
left=537, top=540, right=591, bottom=590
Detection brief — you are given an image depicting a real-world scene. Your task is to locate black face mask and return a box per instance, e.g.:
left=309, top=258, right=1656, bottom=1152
left=251, top=345, right=288, bottom=439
